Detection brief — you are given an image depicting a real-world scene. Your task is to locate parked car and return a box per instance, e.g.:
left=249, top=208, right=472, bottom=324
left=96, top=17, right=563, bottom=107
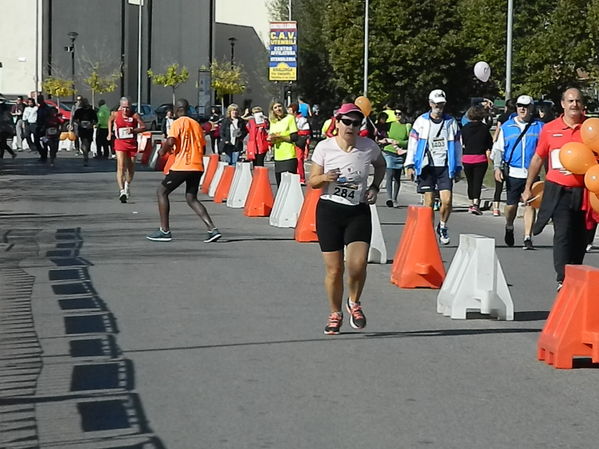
left=132, top=103, right=158, bottom=130
left=155, top=102, right=200, bottom=124
left=45, top=99, right=72, bottom=120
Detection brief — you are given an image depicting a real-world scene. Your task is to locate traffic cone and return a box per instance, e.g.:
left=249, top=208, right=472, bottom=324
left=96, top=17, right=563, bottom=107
left=390, top=205, right=445, bottom=288
left=294, top=186, right=323, bottom=243
left=200, top=154, right=220, bottom=194
left=538, top=265, right=599, bottom=369
left=244, top=166, right=274, bottom=217
left=214, top=165, right=236, bottom=203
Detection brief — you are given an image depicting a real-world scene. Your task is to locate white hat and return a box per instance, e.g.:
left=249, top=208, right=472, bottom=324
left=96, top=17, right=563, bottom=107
left=429, top=89, right=447, bottom=104
left=516, top=95, right=533, bottom=106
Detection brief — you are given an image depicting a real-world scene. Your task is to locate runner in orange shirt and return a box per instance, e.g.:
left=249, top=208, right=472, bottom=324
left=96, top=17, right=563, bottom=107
left=146, top=98, right=221, bottom=243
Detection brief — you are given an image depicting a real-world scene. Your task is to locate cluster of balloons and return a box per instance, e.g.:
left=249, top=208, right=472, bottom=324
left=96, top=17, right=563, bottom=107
left=559, top=118, right=599, bottom=212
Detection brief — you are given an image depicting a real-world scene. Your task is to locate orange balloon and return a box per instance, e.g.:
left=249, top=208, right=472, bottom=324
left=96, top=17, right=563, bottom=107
left=589, top=191, right=599, bottom=214
left=559, top=142, right=597, bottom=175
left=355, top=96, right=372, bottom=116
left=584, top=164, right=599, bottom=194
left=581, top=118, right=599, bottom=153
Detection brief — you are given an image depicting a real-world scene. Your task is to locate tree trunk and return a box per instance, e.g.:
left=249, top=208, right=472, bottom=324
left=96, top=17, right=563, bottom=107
left=172, top=88, right=176, bottom=106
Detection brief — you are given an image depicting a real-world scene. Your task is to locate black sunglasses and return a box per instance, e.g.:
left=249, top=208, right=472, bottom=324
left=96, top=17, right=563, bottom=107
left=339, top=117, right=362, bottom=127
left=516, top=103, right=530, bottom=108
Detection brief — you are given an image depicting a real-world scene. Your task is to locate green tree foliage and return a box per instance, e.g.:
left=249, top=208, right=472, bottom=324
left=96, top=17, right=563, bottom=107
left=42, top=77, right=75, bottom=104
left=147, top=64, right=190, bottom=105
left=269, top=0, right=599, bottom=116
left=208, top=60, right=247, bottom=109
left=83, top=64, right=119, bottom=106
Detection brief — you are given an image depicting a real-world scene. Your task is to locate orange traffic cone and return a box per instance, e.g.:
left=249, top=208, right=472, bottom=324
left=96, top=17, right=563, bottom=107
left=214, top=165, right=236, bottom=203
left=538, top=265, right=599, bottom=369
left=200, top=154, right=220, bottom=193
left=244, top=166, right=274, bottom=217
left=390, top=205, right=445, bottom=288
left=295, top=186, right=322, bottom=242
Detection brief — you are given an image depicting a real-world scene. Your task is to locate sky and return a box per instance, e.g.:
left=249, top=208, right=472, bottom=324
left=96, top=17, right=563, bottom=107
left=216, top=0, right=272, bottom=46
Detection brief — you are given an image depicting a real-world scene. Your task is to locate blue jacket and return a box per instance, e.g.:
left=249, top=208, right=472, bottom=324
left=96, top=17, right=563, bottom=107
left=500, top=118, right=544, bottom=169
left=405, top=112, right=462, bottom=178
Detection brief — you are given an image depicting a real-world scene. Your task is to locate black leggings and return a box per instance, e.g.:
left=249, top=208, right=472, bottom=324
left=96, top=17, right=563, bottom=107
left=463, top=162, right=487, bottom=201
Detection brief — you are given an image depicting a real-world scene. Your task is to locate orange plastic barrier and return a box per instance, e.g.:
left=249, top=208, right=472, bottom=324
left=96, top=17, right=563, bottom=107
left=244, top=166, right=274, bottom=217
left=214, top=165, right=235, bottom=203
left=537, top=265, right=599, bottom=369
left=200, top=154, right=220, bottom=193
left=294, top=186, right=323, bottom=242
left=390, top=205, right=445, bottom=289
left=141, top=139, right=160, bottom=165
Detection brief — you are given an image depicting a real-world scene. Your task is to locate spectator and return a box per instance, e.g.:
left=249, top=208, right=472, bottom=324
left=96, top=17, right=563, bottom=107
left=95, top=99, right=111, bottom=159
left=10, top=96, right=25, bottom=151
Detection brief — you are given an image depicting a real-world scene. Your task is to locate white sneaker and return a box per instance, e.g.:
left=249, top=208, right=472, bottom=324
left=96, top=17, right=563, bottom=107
left=119, top=190, right=127, bottom=203
left=586, top=244, right=593, bottom=253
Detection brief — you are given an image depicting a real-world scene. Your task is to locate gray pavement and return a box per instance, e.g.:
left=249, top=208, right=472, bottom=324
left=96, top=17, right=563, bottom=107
left=2, top=150, right=599, bottom=449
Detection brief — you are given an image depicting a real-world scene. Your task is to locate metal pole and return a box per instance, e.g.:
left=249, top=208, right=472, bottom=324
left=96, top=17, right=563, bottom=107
left=505, top=0, right=513, bottom=102
left=71, top=50, right=75, bottom=101
left=35, top=0, right=39, bottom=93
left=363, top=0, right=369, bottom=97
left=137, top=0, right=143, bottom=108
left=288, top=0, right=291, bottom=20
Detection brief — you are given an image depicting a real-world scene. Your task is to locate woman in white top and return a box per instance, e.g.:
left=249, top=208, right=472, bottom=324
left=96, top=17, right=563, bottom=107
left=309, top=102, right=386, bottom=335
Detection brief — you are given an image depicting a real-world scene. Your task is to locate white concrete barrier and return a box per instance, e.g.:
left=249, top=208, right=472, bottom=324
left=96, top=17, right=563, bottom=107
left=208, top=162, right=227, bottom=197
left=437, top=234, right=513, bottom=320
left=227, top=163, right=253, bottom=208
left=199, top=156, right=210, bottom=186
left=368, top=204, right=387, bottom=264
left=270, top=172, right=304, bottom=228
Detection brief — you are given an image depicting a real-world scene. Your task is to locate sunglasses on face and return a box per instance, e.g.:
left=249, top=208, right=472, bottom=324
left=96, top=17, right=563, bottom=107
left=516, top=104, right=529, bottom=108
left=339, top=117, right=362, bottom=127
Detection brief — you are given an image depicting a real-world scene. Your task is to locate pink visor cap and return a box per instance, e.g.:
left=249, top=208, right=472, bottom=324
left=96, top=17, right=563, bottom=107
left=336, top=103, right=365, bottom=118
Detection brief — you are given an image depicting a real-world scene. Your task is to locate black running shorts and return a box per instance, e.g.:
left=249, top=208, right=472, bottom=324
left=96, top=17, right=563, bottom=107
left=162, top=170, right=203, bottom=195
left=417, top=166, right=452, bottom=193
left=316, top=198, right=372, bottom=252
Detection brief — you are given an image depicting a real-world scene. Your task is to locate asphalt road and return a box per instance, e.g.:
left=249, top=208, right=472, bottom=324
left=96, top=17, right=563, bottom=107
left=2, top=150, right=599, bottom=449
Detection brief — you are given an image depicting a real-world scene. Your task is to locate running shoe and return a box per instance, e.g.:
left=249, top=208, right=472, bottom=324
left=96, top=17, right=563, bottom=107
left=146, top=228, right=172, bottom=242
left=556, top=282, right=563, bottom=292
left=204, top=228, right=222, bottom=243
left=393, top=200, right=400, bottom=208
left=433, top=199, right=441, bottom=211
left=324, top=312, right=343, bottom=335
left=523, top=238, right=534, bottom=250
left=586, top=244, right=593, bottom=253
left=436, top=223, right=450, bottom=245
left=386, top=199, right=393, bottom=208
left=345, top=297, right=366, bottom=329
left=119, top=190, right=127, bottom=203
left=492, top=208, right=501, bottom=217
left=504, top=227, right=514, bottom=247
left=470, top=205, right=482, bottom=215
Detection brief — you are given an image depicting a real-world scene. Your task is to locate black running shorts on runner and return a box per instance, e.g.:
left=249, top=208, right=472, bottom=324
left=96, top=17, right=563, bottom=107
left=316, top=198, right=372, bottom=252
left=505, top=176, right=539, bottom=205
left=162, top=171, right=203, bottom=195
left=417, top=166, right=453, bottom=193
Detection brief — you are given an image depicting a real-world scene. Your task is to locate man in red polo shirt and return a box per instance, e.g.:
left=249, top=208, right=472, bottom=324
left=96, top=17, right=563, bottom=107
left=522, top=88, right=587, bottom=291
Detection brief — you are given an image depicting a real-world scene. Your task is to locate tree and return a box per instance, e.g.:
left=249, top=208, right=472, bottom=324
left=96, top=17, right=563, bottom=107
left=208, top=59, right=247, bottom=109
left=42, top=77, right=75, bottom=106
left=147, top=64, right=190, bottom=105
left=83, top=64, right=119, bottom=106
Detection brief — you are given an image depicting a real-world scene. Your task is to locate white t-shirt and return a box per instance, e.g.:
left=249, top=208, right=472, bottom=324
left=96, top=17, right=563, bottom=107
left=311, top=136, right=381, bottom=206
left=426, top=119, right=449, bottom=166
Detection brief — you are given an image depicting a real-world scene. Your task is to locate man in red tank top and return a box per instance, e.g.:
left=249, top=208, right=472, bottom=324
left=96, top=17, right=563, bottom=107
left=107, top=97, right=145, bottom=203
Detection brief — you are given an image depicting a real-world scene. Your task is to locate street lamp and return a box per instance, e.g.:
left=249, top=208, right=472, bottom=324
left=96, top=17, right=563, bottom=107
left=228, top=37, right=237, bottom=66
left=64, top=31, right=79, bottom=101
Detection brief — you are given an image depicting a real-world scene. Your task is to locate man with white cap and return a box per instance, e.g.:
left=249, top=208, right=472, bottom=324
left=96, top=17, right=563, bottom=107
left=405, top=89, right=462, bottom=244
left=493, top=94, right=544, bottom=249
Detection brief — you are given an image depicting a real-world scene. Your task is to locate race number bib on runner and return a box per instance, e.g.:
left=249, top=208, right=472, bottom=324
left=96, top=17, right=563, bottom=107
left=118, top=127, right=134, bottom=139
left=431, top=137, right=447, bottom=155
left=329, top=178, right=363, bottom=206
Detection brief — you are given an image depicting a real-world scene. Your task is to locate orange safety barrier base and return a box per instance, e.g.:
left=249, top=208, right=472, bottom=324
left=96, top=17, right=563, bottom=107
left=200, top=154, right=220, bottom=193
left=537, top=265, right=599, bottom=369
left=390, top=205, right=445, bottom=289
left=214, top=165, right=236, bottom=203
left=244, top=166, right=274, bottom=217
left=141, top=139, right=160, bottom=166
left=295, top=186, right=322, bottom=242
